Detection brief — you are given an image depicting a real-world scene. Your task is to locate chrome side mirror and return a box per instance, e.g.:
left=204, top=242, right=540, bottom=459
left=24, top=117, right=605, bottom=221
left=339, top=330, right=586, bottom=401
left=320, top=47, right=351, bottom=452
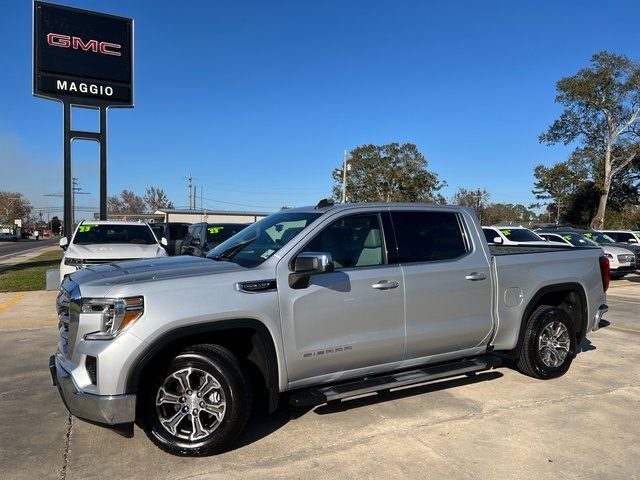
left=59, top=237, right=68, bottom=250
left=290, top=252, right=334, bottom=289
left=160, top=237, right=168, bottom=247
left=493, top=236, right=503, bottom=244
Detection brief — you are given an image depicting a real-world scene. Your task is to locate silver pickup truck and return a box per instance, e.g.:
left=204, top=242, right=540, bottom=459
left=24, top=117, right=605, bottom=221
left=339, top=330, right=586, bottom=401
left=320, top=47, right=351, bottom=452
left=50, top=202, right=610, bottom=456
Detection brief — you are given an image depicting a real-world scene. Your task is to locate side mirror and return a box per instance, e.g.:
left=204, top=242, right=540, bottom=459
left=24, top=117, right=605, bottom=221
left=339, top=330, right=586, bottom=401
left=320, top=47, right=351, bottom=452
left=289, top=252, right=334, bottom=289
left=493, top=236, right=503, bottom=245
left=160, top=237, right=168, bottom=247
left=629, top=238, right=638, bottom=244
left=190, top=237, right=200, bottom=246
left=59, top=237, right=68, bottom=250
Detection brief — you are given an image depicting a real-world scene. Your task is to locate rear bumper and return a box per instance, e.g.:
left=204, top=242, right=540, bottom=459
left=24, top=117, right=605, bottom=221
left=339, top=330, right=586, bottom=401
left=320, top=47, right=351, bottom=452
left=591, top=304, right=608, bottom=331
left=49, top=355, right=136, bottom=425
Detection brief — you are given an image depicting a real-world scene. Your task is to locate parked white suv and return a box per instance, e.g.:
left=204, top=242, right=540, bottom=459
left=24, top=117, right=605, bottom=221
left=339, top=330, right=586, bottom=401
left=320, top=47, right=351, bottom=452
left=59, top=221, right=168, bottom=284
left=482, top=226, right=565, bottom=246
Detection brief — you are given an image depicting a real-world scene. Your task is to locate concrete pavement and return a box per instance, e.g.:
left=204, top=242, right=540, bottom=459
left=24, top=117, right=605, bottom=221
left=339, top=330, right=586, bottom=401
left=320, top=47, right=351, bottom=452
left=0, top=283, right=638, bottom=480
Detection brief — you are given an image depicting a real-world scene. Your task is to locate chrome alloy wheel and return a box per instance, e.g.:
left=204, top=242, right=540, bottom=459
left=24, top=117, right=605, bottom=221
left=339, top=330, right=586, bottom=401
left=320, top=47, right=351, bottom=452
left=538, top=321, right=570, bottom=368
left=155, top=367, right=227, bottom=441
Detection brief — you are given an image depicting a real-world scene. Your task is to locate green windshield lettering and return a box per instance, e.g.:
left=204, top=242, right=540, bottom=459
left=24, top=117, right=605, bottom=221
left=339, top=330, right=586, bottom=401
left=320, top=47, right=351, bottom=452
left=500, top=229, right=511, bottom=236
left=78, top=224, right=98, bottom=233
left=208, top=226, right=224, bottom=234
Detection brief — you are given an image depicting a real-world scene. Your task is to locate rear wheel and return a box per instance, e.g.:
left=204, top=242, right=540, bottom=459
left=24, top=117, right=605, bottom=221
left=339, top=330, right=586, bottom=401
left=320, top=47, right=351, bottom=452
left=517, top=305, right=576, bottom=379
left=140, top=344, right=252, bottom=456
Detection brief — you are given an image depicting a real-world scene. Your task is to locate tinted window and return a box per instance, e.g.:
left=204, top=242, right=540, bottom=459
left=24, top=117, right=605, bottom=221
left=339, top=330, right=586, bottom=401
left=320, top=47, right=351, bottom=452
left=150, top=225, right=164, bottom=240
left=302, top=214, right=385, bottom=268
left=73, top=224, right=157, bottom=245
left=483, top=228, right=498, bottom=243
left=168, top=224, right=189, bottom=240
left=206, top=224, right=247, bottom=245
left=392, top=211, right=467, bottom=263
left=499, top=228, right=542, bottom=242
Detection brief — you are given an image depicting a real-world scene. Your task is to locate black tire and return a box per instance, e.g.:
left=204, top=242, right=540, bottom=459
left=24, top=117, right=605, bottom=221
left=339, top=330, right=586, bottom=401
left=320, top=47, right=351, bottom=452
left=516, top=305, right=576, bottom=379
left=140, top=344, right=252, bottom=456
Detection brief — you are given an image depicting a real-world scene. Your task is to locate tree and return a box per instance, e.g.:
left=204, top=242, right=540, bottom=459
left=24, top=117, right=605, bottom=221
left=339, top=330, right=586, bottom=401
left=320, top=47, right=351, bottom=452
left=0, top=192, right=31, bottom=225
left=452, top=187, right=489, bottom=221
left=144, top=187, right=174, bottom=212
left=532, top=150, right=590, bottom=223
left=540, top=51, right=640, bottom=229
left=107, top=190, right=145, bottom=214
left=332, top=143, right=445, bottom=203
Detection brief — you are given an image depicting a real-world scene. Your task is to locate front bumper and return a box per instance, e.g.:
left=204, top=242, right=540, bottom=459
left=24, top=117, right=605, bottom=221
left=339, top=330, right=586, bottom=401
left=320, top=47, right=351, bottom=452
left=49, top=354, right=136, bottom=425
left=591, top=304, right=609, bottom=331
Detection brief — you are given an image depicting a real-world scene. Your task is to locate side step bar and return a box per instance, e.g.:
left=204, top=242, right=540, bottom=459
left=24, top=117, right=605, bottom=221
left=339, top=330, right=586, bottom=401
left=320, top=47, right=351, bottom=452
left=289, top=355, right=501, bottom=407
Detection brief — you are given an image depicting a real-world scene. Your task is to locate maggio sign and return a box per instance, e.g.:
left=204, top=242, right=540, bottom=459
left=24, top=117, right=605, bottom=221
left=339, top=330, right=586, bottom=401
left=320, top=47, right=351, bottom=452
left=33, top=1, right=133, bottom=106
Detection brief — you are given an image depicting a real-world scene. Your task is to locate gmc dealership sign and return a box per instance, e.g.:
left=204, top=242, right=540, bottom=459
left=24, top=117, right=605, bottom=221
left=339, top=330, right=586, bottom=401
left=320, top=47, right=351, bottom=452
left=33, top=1, right=133, bottom=106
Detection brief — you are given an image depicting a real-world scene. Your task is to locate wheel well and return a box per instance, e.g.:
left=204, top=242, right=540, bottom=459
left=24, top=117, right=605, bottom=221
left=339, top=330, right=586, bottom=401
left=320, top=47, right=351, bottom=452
left=127, top=320, right=279, bottom=412
left=514, top=284, right=587, bottom=357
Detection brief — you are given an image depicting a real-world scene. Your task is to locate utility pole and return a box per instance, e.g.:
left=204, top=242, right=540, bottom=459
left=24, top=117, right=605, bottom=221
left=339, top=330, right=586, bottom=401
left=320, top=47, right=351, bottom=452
left=188, top=173, right=193, bottom=209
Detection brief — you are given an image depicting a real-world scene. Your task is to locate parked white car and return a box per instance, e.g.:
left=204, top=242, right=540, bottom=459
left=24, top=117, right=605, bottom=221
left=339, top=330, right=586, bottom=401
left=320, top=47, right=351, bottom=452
left=59, top=221, right=168, bottom=284
left=539, top=232, right=636, bottom=279
left=482, top=226, right=565, bottom=246
left=599, top=230, right=640, bottom=246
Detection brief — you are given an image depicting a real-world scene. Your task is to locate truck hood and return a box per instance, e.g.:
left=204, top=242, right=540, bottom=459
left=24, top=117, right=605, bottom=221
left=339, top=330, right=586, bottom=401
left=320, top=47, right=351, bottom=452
left=66, top=243, right=166, bottom=260
left=68, top=255, right=246, bottom=290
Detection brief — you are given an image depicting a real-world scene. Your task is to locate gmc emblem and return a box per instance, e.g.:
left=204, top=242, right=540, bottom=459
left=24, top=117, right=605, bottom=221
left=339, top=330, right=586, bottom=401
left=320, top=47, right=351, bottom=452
left=46, top=33, right=121, bottom=57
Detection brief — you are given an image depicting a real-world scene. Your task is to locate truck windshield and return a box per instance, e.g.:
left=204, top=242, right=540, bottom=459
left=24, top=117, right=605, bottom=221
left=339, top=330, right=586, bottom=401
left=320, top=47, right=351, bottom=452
left=499, top=228, right=542, bottom=242
left=73, top=224, right=157, bottom=245
left=207, top=211, right=322, bottom=267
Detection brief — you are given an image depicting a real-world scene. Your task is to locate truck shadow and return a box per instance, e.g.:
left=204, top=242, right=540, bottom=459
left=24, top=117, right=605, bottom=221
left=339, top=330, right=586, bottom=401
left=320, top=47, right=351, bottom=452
left=231, top=370, right=503, bottom=450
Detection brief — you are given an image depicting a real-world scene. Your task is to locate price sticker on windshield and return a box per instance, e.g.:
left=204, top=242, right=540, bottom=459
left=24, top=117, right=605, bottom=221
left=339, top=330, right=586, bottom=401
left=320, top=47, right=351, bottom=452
left=208, top=226, right=224, bottom=234
left=500, top=229, right=511, bottom=236
left=78, top=224, right=98, bottom=233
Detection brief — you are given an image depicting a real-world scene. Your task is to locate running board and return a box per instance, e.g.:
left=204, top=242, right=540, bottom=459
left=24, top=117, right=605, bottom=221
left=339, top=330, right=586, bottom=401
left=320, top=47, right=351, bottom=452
left=289, top=356, right=501, bottom=407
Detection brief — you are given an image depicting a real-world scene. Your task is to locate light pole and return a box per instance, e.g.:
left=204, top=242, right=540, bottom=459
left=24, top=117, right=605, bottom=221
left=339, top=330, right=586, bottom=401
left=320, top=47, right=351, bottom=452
left=341, top=150, right=352, bottom=203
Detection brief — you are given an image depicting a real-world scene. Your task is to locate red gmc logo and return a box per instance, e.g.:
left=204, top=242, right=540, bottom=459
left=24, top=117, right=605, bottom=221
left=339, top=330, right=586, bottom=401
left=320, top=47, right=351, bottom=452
left=46, top=33, right=121, bottom=57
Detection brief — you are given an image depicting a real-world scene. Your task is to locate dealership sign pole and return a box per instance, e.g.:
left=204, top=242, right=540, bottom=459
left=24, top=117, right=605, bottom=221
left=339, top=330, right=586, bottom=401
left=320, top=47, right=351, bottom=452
left=33, top=1, right=133, bottom=240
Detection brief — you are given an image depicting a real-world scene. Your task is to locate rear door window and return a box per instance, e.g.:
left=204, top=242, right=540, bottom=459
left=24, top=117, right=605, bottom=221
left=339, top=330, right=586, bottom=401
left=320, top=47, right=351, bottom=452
left=391, top=211, right=468, bottom=263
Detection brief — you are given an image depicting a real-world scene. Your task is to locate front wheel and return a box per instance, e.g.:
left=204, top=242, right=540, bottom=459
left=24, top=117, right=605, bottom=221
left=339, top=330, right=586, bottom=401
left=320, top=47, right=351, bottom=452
left=140, top=344, right=252, bottom=456
left=517, top=305, right=576, bottom=379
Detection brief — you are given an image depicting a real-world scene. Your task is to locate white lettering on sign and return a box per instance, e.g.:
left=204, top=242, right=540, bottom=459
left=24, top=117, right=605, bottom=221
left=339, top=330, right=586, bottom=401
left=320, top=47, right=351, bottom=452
left=56, top=80, right=113, bottom=97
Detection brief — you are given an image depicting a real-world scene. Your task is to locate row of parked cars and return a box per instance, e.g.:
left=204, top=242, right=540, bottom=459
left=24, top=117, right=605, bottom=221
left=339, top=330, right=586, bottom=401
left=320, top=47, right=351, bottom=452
left=58, top=220, right=250, bottom=283
left=482, top=225, right=640, bottom=279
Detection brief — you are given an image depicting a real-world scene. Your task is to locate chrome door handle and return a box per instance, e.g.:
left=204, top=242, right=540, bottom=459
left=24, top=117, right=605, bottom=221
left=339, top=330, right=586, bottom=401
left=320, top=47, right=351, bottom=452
left=465, top=272, right=487, bottom=281
left=372, top=280, right=400, bottom=290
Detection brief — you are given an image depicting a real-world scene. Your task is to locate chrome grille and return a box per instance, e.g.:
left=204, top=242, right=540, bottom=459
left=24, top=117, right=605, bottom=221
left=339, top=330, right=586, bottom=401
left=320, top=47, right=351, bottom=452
left=57, top=280, right=81, bottom=358
left=617, top=254, right=635, bottom=264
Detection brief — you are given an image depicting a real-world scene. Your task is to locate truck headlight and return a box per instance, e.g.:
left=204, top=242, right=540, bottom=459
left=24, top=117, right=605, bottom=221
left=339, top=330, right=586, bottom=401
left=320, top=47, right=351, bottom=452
left=64, top=257, right=83, bottom=266
left=83, top=296, right=144, bottom=340
left=605, top=253, right=614, bottom=259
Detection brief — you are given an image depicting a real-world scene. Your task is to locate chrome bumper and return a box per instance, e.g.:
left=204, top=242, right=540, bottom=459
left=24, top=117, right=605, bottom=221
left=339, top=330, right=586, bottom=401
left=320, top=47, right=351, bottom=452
left=49, top=355, right=136, bottom=425
left=592, top=304, right=609, bottom=331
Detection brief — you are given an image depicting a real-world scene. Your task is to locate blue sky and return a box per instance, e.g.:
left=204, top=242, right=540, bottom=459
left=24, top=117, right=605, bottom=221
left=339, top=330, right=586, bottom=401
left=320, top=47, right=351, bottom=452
left=1, top=0, right=639, bottom=219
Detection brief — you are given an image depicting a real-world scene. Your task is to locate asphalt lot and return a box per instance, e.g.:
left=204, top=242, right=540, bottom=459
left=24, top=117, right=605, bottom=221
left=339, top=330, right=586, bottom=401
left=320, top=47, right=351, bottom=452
left=0, top=237, right=58, bottom=260
left=0, top=277, right=638, bottom=480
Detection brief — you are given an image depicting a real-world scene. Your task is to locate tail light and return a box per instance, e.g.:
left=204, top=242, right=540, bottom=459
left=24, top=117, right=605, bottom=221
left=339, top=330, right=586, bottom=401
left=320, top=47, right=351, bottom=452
left=599, top=256, right=610, bottom=292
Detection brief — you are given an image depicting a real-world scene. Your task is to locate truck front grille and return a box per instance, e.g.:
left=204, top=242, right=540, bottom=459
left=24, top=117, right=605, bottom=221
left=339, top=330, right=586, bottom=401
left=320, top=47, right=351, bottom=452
left=56, top=280, right=81, bottom=358
left=82, top=258, right=133, bottom=266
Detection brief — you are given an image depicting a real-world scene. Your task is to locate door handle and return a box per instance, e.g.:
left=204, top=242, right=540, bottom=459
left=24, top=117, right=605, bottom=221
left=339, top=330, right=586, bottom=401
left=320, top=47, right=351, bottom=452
left=372, top=280, right=400, bottom=290
left=465, top=272, right=487, bottom=281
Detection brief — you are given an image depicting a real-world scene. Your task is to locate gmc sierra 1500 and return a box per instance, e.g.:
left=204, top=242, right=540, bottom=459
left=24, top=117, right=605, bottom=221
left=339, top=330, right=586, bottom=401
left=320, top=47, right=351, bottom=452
left=50, top=202, right=609, bottom=456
